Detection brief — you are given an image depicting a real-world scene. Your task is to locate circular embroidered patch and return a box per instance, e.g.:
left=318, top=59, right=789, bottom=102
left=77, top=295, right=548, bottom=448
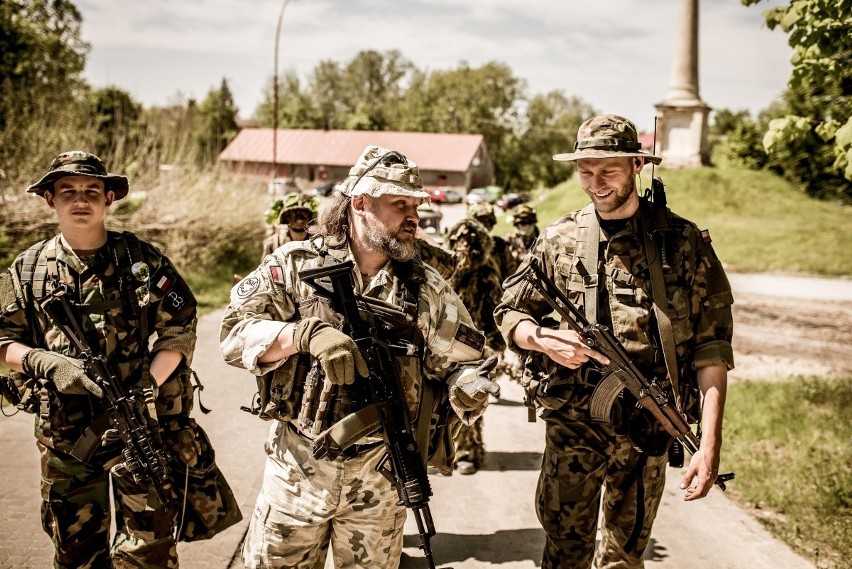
left=237, top=276, right=261, bottom=298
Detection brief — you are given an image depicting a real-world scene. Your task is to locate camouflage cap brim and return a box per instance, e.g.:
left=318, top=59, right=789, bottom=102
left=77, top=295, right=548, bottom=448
left=552, top=148, right=662, bottom=165
left=27, top=171, right=130, bottom=200
left=346, top=177, right=431, bottom=201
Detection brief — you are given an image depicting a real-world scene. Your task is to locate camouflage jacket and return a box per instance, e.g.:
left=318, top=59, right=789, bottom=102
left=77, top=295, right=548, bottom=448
left=506, top=228, right=539, bottom=266
left=262, top=225, right=303, bottom=259
left=492, top=235, right=518, bottom=281
left=415, top=237, right=456, bottom=280
left=220, top=237, right=487, bottom=472
left=496, top=201, right=734, bottom=419
left=0, top=232, right=198, bottom=451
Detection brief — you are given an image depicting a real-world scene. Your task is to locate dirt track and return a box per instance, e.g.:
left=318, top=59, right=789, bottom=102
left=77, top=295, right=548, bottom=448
left=730, top=292, right=852, bottom=381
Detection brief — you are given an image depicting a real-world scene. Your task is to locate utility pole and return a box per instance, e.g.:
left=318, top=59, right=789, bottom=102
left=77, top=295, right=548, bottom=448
left=272, top=0, right=292, bottom=179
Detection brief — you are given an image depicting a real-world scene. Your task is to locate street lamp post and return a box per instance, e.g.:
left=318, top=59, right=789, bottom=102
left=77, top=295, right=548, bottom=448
left=272, top=0, right=292, bottom=180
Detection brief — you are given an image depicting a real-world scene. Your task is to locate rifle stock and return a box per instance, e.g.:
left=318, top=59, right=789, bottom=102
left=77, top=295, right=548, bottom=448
left=298, top=260, right=441, bottom=569
left=504, top=259, right=733, bottom=491
left=38, top=285, right=172, bottom=505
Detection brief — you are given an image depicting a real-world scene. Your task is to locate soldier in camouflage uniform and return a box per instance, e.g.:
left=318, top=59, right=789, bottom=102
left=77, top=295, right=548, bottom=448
left=0, top=152, right=201, bottom=568
left=445, top=219, right=506, bottom=475
left=495, top=115, right=734, bottom=569
left=261, top=192, right=319, bottom=259
left=468, top=201, right=518, bottom=280
left=505, top=204, right=540, bottom=267
left=221, top=145, right=500, bottom=568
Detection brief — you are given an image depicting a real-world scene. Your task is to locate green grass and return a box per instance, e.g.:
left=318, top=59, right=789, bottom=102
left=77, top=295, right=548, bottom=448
left=724, top=377, right=852, bottom=568
left=494, top=166, right=852, bottom=277
left=184, top=258, right=258, bottom=317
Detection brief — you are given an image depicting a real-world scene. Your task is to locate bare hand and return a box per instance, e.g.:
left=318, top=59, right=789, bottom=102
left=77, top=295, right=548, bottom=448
left=680, top=446, right=719, bottom=501
left=536, top=328, right=609, bottom=370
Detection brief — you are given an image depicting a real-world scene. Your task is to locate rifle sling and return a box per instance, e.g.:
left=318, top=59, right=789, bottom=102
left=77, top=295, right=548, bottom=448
left=639, top=202, right=682, bottom=414
left=312, top=404, right=381, bottom=460
left=580, top=204, right=600, bottom=325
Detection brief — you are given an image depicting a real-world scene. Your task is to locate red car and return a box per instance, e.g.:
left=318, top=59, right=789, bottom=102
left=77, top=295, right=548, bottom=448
left=425, top=186, right=463, bottom=204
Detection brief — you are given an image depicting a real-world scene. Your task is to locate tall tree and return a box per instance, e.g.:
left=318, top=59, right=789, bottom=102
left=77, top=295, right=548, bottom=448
left=86, top=86, right=143, bottom=164
left=0, top=0, right=90, bottom=180
left=743, top=0, right=852, bottom=200
left=196, top=79, right=239, bottom=164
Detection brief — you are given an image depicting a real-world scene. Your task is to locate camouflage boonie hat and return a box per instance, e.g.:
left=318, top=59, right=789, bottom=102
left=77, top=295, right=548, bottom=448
left=553, top=114, right=662, bottom=165
left=337, top=145, right=429, bottom=200
left=511, top=204, right=537, bottom=225
left=467, top=202, right=497, bottom=227
left=27, top=151, right=130, bottom=199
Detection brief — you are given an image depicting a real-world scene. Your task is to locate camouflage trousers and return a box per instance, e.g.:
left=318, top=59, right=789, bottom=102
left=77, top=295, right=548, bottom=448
left=453, top=418, right=485, bottom=467
left=38, top=441, right=179, bottom=569
left=241, top=422, right=406, bottom=568
left=536, top=415, right=668, bottom=569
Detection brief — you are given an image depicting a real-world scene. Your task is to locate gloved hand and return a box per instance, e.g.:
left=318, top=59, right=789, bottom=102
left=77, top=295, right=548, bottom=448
left=451, top=356, right=500, bottom=411
left=22, top=349, right=103, bottom=398
left=294, top=317, right=368, bottom=385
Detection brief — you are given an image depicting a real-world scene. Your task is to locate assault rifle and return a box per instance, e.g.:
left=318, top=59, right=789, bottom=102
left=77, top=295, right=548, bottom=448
left=38, top=284, right=172, bottom=505
left=504, top=258, right=734, bottom=491
left=298, top=260, right=441, bottom=569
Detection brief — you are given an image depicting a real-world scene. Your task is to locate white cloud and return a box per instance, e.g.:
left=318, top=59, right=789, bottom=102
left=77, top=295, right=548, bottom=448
left=79, top=0, right=792, bottom=130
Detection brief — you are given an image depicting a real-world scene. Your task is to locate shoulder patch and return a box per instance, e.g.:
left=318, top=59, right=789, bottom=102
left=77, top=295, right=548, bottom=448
left=236, top=276, right=261, bottom=298
left=700, top=229, right=712, bottom=244
left=269, top=264, right=285, bottom=285
left=455, top=323, right=485, bottom=353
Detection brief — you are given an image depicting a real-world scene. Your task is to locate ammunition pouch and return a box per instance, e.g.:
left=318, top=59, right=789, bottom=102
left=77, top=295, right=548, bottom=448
left=0, top=373, right=41, bottom=414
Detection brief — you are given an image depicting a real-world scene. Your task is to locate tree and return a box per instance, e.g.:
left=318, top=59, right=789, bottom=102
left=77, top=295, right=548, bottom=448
left=86, top=87, right=143, bottom=164
left=196, top=79, right=239, bottom=164
left=743, top=0, right=852, bottom=200
left=0, top=0, right=90, bottom=180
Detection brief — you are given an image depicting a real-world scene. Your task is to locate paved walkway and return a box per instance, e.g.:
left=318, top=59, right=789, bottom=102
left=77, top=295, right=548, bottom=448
left=0, top=309, right=817, bottom=568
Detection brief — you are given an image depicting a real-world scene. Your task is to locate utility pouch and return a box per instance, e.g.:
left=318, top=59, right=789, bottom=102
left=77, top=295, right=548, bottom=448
left=166, top=417, right=243, bottom=542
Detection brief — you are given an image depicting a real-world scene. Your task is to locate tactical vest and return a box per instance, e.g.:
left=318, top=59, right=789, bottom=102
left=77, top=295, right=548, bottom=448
left=257, top=239, right=431, bottom=437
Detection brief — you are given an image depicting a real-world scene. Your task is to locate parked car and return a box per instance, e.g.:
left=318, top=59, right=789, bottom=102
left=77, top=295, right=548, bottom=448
left=425, top=186, right=463, bottom=204
left=466, top=185, right=503, bottom=204
left=496, top=192, right=530, bottom=210
left=312, top=182, right=336, bottom=197
left=417, top=203, right=445, bottom=245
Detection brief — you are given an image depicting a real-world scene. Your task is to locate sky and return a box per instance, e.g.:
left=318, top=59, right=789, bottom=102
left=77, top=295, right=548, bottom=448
left=77, top=0, right=793, bottom=132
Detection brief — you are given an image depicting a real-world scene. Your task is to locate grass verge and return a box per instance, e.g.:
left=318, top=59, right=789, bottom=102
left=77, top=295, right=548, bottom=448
left=724, top=377, right=852, bottom=568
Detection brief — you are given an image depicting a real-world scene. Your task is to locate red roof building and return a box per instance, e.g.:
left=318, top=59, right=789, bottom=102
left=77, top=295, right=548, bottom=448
left=218, top=128, right=495, bottom=192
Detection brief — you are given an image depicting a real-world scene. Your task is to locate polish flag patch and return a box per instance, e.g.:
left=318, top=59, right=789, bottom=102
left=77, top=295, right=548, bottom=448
left=269, top=264, right=285, bottom=285
left=155, top=275, right=173, bottom=292
left=701, top=229, right=712, bottom=244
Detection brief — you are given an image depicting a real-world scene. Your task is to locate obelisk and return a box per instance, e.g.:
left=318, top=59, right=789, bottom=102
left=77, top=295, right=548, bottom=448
left=655, top=0, right=710, bottom=167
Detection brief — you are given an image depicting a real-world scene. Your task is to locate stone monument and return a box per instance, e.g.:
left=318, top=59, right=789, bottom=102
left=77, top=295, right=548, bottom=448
left=655, top=0, right=710, bottom=167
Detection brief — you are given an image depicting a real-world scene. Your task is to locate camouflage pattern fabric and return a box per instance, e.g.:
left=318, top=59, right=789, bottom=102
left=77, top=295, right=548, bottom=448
left=505, top=226, right=540, bottom=268
left=0, top=232, right=199, bottom=568
left=445, top=220, right=505, bottom=469
left=221, top=238, right=488, bottom=567
left=261, top=225, right=302, bottom=259
left=241, top=423, right=405, bottom=568
left=495, top=200, right=734, bottom=567
left=414, top=235, right=456, bottom=280
left=491, top=234, right=518, bottom=281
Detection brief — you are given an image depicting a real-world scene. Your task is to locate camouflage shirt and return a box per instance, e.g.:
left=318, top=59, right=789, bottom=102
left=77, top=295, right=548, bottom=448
left=496, top=201, right=734, bottom=417
left=506, top=227, right=539, bottom=266
left=0, top=232, right=198, bottom=450
left=262, top=225, right=304, bottom=259
left=220, top=237, right=486, bottom=434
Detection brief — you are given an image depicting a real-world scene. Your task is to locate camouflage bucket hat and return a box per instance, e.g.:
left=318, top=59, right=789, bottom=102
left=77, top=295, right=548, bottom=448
left=27, top=151, right=130, bottom=199
left=338, top=145, right=430, bottom=200
left=553, top=114, right=662, bottom=165
left=511, top=204, right=537, bottom=225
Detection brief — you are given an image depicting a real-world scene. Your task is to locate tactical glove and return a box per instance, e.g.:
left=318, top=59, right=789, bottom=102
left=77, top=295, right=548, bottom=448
left=451, top=356, right=500, bottom=411
left=22, top=349, right=103, bottom=398
left=294, top=317, right=368, bottom=385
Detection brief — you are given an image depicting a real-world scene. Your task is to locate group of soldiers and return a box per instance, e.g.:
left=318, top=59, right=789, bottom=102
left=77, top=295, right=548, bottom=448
left=1, top=113, right=734, bottom=569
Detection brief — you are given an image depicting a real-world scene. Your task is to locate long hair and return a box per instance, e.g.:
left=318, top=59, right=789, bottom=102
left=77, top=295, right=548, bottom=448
left=314, top=190, right=351, bottom=247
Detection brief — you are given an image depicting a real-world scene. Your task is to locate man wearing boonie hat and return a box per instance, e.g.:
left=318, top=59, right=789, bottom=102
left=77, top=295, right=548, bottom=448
left=0, top=151, right=240, bottom=567
left=496, top=115, right=735, bottom=568
left=222, top=144, right=500, bottom=567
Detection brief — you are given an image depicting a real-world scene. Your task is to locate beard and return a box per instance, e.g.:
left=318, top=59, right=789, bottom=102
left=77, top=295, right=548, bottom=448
left=589, top=177, right=636, bottom=215
left=362, top=216, right=419, bottom=261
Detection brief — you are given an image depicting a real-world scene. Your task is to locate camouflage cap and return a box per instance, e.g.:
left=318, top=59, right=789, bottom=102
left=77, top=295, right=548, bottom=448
left=27, top=151, right=130, bottom=199
left=337, top=145, right=430, bottom=200
left=553, top=114, right=661, bottom=165
left=467, top=202, right=497, bottom=228
left=511, top=204, right=537, bottom=225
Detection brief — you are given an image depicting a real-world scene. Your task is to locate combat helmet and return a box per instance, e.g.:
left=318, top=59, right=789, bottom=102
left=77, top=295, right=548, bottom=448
left=511, top=204, right=537, bottom=226
left=467, top=202, right=497, bottom=230
left=265, top=192, right=319, bottom=226
left=447, top=218, right=494, bottom=260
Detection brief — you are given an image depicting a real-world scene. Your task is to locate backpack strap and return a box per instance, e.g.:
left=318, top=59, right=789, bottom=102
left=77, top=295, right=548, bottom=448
left=576, top=203, right=601, bottom=324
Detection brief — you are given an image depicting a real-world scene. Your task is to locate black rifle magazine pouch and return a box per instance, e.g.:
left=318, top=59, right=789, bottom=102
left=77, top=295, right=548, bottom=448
left=164, top=417, right=243, bottom=541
